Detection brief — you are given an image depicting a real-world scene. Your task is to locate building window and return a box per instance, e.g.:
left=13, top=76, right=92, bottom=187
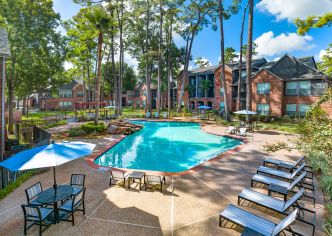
left=299, top=104, right=310, bottom=116
left=257, top=83, right=270, bottom=95
left=59, top=102, right=72, bottom=107
left=77, top=91, right=83, bottom=97
left=220, top=88, right=224, bottom=97
left=286, top=104, right=297, bottom=116
left=219, top=102, right=225, bottom=110
left=134, top=90, right=140, bottom=97
left=299, top=81, right=310, bottom=96
left=286, top=82, right=298, bottom=95
left=59, top=89, right=72, bottom=98
left=257, top=103, right=270, bottom=115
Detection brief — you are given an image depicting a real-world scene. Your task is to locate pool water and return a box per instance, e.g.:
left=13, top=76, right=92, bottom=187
left=94, top=121, right=242, bottom=172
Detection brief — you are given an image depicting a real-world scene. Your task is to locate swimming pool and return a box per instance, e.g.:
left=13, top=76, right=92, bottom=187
left=94, top=121, right=242, bottom=172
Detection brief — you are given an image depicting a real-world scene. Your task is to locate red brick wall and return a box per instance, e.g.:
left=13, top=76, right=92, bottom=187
left=214, top=66, right=233, bottom=111
left=252, top=70, right=284, bottom=116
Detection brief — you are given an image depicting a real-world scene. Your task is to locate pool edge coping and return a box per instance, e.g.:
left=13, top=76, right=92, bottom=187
left=85, top=120, right=249, bottom=177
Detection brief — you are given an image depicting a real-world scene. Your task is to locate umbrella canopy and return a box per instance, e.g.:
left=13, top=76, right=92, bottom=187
left=198, top=105, right=212, bottom=109
left=233, top=110, right=257, bottom=115
left=0, top=141, right=95, bottom=188
left=104, top=105, right=116, bottom=109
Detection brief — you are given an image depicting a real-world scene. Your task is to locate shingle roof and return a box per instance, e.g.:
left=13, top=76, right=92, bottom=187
left=0, top=28, right=10, bottom=57
left=297, top=56, right=317, bottom=69
left=59, top=80, right=78, bottom=90
left=226, top=58, right=267, bottom=70
left=188, top=65, right=219, bottom=75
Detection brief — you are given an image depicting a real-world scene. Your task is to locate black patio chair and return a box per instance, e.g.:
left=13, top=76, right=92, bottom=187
left=70, top=174, right=86, bottom=196
left=58, top=187, right=86, bottom=226
left=25, top=182, right=43, bottom=206
left=145, top=175, right=165, bottom=192
left=21, top=204, right=54, bottom=236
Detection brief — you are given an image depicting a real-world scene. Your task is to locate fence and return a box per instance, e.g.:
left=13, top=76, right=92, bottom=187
left=0, top=125, right=51, bottom=189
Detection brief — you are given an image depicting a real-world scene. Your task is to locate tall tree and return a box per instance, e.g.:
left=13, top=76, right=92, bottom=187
left=195, top=57, right=211, bottom=68
left=85, top=6, right=111, bottom=125
left=177, top=0, right=217, bottom=112
left=156, top=0, right=164, bottom=113
left=295, top=13, right=332, bottom=35
left=224, top=47, right=237, bottom=63
left=245, top=0, right=254, bottom=121
left=237, top=0, right=249, bottom=111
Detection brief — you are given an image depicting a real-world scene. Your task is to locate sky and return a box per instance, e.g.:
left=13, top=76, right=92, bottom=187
left=53, top=0, right=332, bottom=70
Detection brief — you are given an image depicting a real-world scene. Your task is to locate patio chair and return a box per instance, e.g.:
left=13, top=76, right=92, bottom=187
left=145, top=175, right=165, bottom=192
left=257, top=163, right=307, bottom=181
left=226, top=126, right=236, bottom=134
left=145, top=112, right=151, bottom=118
left=154, top=112, right=159, bottom=118
left=263, top=155, right=306, bottom=171
left=238, top=127, right=247, bottom=136
left=162, top=112, right=168, bottom=119
left=25, top=182, right=43, bottom=206
left=21, top=204, right=54, bottom=236
left=109, top=170, right=130, bottom=187
left=238, top=188, right=315, bottom=235
left=70, top=174, right=86, bottom=196
left=219, top=204, right=299, bottom=236
left=58, top=187, right=86, bottom=226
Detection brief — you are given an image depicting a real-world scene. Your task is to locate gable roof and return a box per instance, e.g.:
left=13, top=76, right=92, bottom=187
left=188, top=65, right=220, bottom=76
left=59, top=80, right=79, bottom=90
left=297, top=56, right=317, bottom=69
left=0, top=28, right=10, bottom=57
left=227, top=58, right=267, bottom=70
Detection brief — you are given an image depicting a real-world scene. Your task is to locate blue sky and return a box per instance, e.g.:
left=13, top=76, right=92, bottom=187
left=53, top=0, right=332, bottom=69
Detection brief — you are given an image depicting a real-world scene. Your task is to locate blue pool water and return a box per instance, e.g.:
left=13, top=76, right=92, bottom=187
left=94, top=121, right=242, bottom=172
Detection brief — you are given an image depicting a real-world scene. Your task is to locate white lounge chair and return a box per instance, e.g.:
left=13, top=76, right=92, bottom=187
left=226, top=126, right=236, bottom=134
left=145, top=112, right=151, bottom=118
left=238, top=127, right=247, bottom=136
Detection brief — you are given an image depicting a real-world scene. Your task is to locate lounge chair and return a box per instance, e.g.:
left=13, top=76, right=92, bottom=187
left=257, top=163, right=307, bottom=181
left=263, top=156, right=306, bottom=171
left=219, top=204, right=299, bottom=236
left=162, top=112, right=168, bottom=119
left=238, top=188, right=315, bottom=235
left=145, top=175, right=165, bottom=192
left=154, top=112, right=159, bottom=118
left=226, top=126, right=236, bottom=134
left=70, top=174, right=86, bottom=196
left=145, top=112, right=151, bottom=118
left=238, top=127, right=247, bottom=136
left=58, top=187, right=86, bottom=226
left=109, top=170, right=130, bottom=187
left=21, top=204, right=54, bottom=235
left=25, top=182, right=43, bottom=206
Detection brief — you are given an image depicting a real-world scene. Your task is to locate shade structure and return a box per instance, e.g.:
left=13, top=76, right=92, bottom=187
left=198, top=105, right=212, bottom=109
left=0, top=141, right=96, bottom=188
left=233, top=110, right=257, bottom=115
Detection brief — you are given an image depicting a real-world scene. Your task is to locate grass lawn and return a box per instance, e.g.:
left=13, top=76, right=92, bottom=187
left=23, top=110, right=75, bottom=118
left=256, top=121, right=299, bottom=133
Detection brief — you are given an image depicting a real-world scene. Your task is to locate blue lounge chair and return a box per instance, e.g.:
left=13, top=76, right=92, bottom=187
left=153, top=112, right=159, bottom=118
left=219, top=204, right=299, bottom=236
left=145, top=112, right=151, bottom=118
left=238, top=188, right=315, bottom=235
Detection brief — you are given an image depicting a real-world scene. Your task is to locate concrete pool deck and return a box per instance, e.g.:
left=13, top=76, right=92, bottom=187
left=0, top=121, right=325, bottom=235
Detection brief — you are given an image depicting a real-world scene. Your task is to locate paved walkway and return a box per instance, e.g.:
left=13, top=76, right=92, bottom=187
left=0, top=122, right=325, bottom=236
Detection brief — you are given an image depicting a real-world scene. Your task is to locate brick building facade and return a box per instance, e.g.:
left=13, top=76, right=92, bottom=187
left=177, top=55, right=329, bottom=117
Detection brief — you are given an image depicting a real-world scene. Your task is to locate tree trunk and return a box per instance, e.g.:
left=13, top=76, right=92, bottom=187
left=110, top=9, right=118, bottom=115
left=7, top=60, right=15, bottom=134
left=167, top=17, right=173, bottom=116
left=145, top=0, right=152, bottom=113
left=22, top=97, right=27, bottom=115
left=16, top=97, right=20, bottom=110
left=246, top=0, right=254, bottom=121
left=157, top=2, right=163, bottom=113
left=237, top=0, right=249, bottom=111
left=94, top=31, right=103, bottom=125
left=219, top=0, right=230, bottom=121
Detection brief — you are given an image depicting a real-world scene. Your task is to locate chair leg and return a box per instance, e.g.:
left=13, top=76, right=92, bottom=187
left=24, top=219, right=27, bottom=235
left=39, top=221, right=42, bottom=236
left=83, top=199, right=86, bottom=215
left=160, top=182, right=163, bottom=192
left=72, top=212, right=75, bottom=226
left=109, top=177, right=112, bottom=186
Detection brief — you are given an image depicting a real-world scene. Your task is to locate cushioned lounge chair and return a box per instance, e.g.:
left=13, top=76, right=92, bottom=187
left=21, top=204, right=54, bottom=236
left=238, top=188, right=315, bottom=235
left=58, top=187, right=85, bottom=226
left=25, top=182, right=44, bottom=206
left=219, top=204, right=300, bottom=236
left=109, top=170, right=130, bottom=187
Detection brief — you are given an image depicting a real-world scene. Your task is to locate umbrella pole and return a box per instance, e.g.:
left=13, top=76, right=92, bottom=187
left=53, top=166, right=57, bottom=191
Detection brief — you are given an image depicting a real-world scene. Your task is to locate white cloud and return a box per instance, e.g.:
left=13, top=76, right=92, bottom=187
left=173, top=32, right=186, bottom=47
left=124, top=52, right=138, bottom=70
left=254, top=31, right=315, bottom=58
left=315, top=48, right=332, bottom=62
left=256, top=0, right=332, bottom=21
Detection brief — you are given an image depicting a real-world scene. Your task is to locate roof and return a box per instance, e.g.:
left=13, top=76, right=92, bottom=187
left=0, top=28, right=10, bottom=57
left=188, top=65, right=219, bottom=76
left=297, top=56, right=317, bottom=69
left=59, top=80, right=79, bottom=90
left=227, top=58, right=267, bottom=70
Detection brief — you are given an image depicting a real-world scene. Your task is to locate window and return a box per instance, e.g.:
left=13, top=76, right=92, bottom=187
left=59, top=89, right=72, bottom=98
left=219, top=102, right=225, bottom=110
left=311, top=81, right=328, bottom=95
left=257, top=104, right=270, bottom=115
left=286, top=104, right=297, bottom=116
left=257, top=83, right=270, bottom=95
left=220, top=88, right=224, bottom=97
left=134, top=90, right=140, bottom=97
left=299, top=81, right=310, bottom=96
left=286, top=82, right=298, bottom=95
left=299, top=104, right=310, bottom=117
left=77, top=91, right=83, bottom=97
left=59, top=102, right=72, bottom=107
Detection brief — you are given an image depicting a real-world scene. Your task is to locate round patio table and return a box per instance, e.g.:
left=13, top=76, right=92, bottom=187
left=37, top=185, right=73, bottom=224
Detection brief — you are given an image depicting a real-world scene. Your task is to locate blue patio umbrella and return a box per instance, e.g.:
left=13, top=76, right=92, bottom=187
left=0, top=141, right=96, bottom=189
left=198, top=105, right=212, bottom=109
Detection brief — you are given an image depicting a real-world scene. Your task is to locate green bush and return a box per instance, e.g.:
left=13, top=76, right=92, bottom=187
left=81, top=122, right=106, bottom=134
left=68, top=127, right=86, bottom=137
left=0, top=171, right=34, bottom=200
left=43, top=120, right=67, bottom=129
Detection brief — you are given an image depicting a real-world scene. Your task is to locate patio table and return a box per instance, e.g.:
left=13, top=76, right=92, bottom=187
left=128, top=171, right=145, bottom=190
left=37, top=185, right=74, bottom=224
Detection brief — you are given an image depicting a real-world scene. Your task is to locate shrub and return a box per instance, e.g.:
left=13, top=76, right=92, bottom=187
left=81, top=122, right=106, bottom=134
left=68, top=127, right=86, bottom=137
left=43, top=120, right=67, bottom=129
left=0, top=171, right=34, bottom=200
